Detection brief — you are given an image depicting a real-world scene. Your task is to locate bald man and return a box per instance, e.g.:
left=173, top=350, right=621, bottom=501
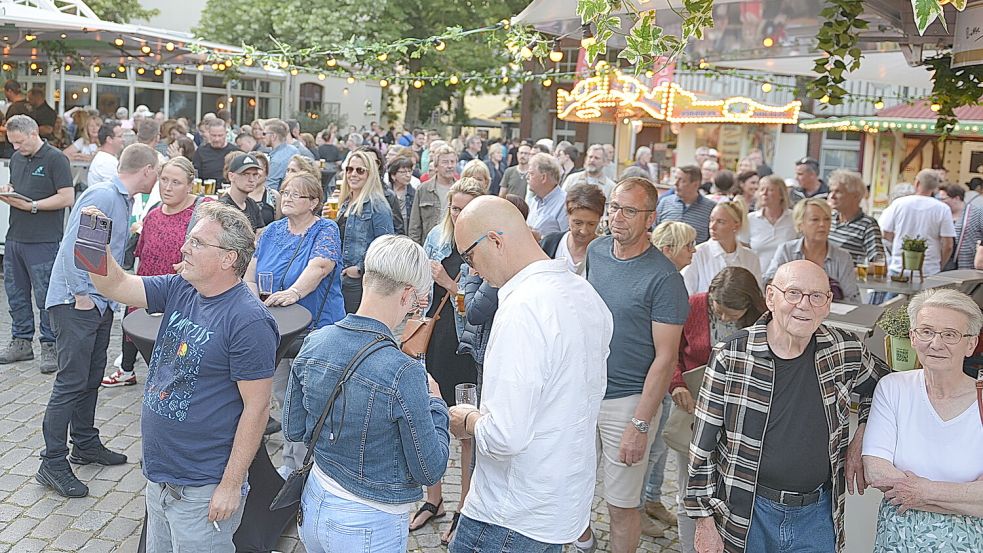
left=686, top=260, right=889, bottom=553
left=446, top=196, right=613, bottom=553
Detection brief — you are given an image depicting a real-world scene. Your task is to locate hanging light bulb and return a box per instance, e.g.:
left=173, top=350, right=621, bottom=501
left=29, top=62, right=37, bottom=71
left=117, top=64, right=126, bottom=73
left=93, top=65, right=101, bottom=73
left=377, top=52, right=388, bottom=62
left=174, top=67, right=183, bottom=75
left=347, top=76, right=356, bottom=84
left=930, top=102, right=941, bottom=112
left=819, top=94, right=830, bottom=104
left=342, top=88, right=350, bottom=95
left=762, top=37, right=774, bottom=48
left=379, top=79, right=389, bottom=87
left=136, top=67, right=146, bottom=75
left=114, top=37, right=124, bottom=47
left=64, top=63, right=71, bottom=71
left=326, top=57, right=337, bottom=67
left=317, top=73, right=325, bottom=80
left=279, top=60, right=289, bottom=69
left=519, top=46, right=533, bottom=60
left=434, top=40, right=446, bottom=52
left=244, top=58, right=253, bottom=66
left=549, top=48, right=563, bottom=63
left=542, top=78, right=552, bottom=87
left=141, top=44, right=152, bottom=55
left=761, top=82, right=773, bottom=93
left=290, top=68, right=299, bottom=76
left=165, top=42, right=175, bottom=51
left=580, top=24, right=595, bottom=48
left=24, top=33, right=36, bottom=42
left=449, top=75, right=460, bottom=85
left=873, top=99, right=884, bottom=110
left=413, top=79, right=424, bottom=89
left=698, top=58, right=709, bottom=70
left=502, top=75, right=510, bottom=84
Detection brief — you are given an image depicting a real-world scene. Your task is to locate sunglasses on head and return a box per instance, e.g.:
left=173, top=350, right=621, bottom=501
left=345, top=166, right=367, bottom=176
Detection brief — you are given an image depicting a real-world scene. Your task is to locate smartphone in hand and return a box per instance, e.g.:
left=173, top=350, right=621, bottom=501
left=74, top=213, right=113, bottom=275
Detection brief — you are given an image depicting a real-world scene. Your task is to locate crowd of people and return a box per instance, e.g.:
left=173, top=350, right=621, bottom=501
left=0, top=96, right=981, bottom=553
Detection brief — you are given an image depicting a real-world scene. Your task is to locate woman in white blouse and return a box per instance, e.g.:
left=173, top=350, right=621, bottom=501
left=741, top=175, right=798, bottom=273
left=682, top=200, right=761, bottom=294
left=862, top=288, right=983, bottom=551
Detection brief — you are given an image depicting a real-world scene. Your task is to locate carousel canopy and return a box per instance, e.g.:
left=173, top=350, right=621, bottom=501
left=799, top=99, right=983, bottom=136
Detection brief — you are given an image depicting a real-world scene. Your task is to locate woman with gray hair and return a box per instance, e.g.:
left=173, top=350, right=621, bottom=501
left=862, top=288, right=983, bottom=551
left=284, top=234, right=450, bottom=553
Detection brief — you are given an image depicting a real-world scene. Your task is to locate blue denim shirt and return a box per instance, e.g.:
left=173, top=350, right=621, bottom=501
left=283, top=315, right=450, bottom=504
left=340, top=197, right=394, bottom=272
left=45, top=177, right=133, bottom=314
left=267, top=142, right=299, bottom=191
left=423, top=226, right=465, bottom=337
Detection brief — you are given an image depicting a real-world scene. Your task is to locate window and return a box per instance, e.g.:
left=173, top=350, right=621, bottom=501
left=168, top=90, right=196, bottom=120
left=820, top=130, right=862, bottom=180
left=323, top=102, right=341, bottom=119
left=299, top=83, right=323, bottom=113
left=96, top=84, right=128, bottom=117
left=554, top=118, right=577, bottom=144
left=258, top=97, right=281, bottom=119
left=171, top=70, right=198, bottom=86
left=63, top=81, right=91, bottom=109
left=134, top=88, right=164, bottom=113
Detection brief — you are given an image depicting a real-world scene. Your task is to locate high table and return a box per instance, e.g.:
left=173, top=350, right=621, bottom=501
left=825, top=302, right=889, bottom=338
left=858, top=276, right=928, bottom=297
left=127, top=303, right=312, bottom=553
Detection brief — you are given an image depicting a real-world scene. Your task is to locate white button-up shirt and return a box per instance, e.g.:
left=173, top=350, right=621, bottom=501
left=464, top=259, right=613, bottom=544
left=681, top=239, right=762, bottom=294
left=741, top=209, right=798, bottom=273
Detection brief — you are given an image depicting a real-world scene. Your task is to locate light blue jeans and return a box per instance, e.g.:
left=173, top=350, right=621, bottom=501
left=298, top=472, right=410, bottom=553
left=145, top=481, right=246, bottom=553
left=641, top=393, right=673, bottom=503
left=745, top=488, right=835, bottom=552
left=449, top=515, right=563, bottom=553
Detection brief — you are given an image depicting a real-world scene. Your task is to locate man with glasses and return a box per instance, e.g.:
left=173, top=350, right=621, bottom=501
left=686, top=260, right=889, bottom=553
left=526, top=153, right=568, bottom=240
left=657, top=165, right=716, bottom=244
left=221, top=153, right=265, bottom=230
left=581, top=177, right=689, bottom=553
left=38, top=144, right=161, bottom=498
left=448, top=196, right=613, bottom=553
left=83, top=201, right=276, bottom=551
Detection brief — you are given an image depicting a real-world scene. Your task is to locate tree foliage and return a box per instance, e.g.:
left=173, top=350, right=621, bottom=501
left=87, top=0, right=159, bottom=23
left=194, top=0, right=527, bottom=126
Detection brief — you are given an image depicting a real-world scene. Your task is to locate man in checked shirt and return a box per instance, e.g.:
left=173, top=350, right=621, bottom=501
left=686, top=260, right=890, bottom=553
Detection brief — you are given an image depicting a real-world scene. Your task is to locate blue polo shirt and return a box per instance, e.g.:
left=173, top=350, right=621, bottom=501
left=527, top=185, right=568, bottom=236
left=656, top=193, right=716, bottom=244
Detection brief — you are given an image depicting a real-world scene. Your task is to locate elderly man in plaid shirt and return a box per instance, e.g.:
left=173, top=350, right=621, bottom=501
left=685, top=260, right=890, bottom=553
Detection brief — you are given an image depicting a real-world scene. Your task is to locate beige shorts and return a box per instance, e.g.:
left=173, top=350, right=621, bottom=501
left=595, top=394, right=660, bottom=509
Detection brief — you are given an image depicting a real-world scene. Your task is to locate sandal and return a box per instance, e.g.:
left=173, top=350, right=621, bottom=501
left=441, top=512, right=461, bottom=546
left=409, top=498, right=445, bottom=532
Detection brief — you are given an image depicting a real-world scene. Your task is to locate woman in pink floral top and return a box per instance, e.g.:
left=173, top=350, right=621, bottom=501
left=102, top=157, right=211, bottom=387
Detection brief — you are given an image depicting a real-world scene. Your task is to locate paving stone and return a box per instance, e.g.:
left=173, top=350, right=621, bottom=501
left=0, top=516, right=39, bottom=544
left=11, top=538, right=46, bottom=552
left=70, top=509, right=114, bottom=532
left=31, top=513, right=74, bottom=539
left=51, top=529, right=94, bottom=551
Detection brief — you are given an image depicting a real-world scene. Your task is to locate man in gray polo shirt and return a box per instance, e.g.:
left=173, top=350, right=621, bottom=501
left=0, top=115, right=75, bottom=373
left=656, top=165, right=716, bottom=244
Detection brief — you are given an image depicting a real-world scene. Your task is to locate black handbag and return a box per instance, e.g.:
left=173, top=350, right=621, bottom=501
left=269, top=334, right=395, bottom=511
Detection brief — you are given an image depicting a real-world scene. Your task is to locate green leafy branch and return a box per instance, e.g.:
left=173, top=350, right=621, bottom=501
left=807, top=0, right=867, bottom=105
left=925, top=54, right=983, bottom=136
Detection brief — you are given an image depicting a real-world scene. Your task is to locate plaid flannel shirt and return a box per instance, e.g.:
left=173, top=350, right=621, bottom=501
left=684, top=313, right=890, bottom=553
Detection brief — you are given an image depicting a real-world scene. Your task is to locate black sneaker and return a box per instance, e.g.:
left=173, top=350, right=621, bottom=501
left=68, top=444, right=127, bottom=466
left=36, top=464, right=88, bottom=498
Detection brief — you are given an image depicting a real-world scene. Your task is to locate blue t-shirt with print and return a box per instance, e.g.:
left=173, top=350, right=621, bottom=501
left=141, top=274, right=279, bottom=485
left=254, top=217, right=345, bottom=330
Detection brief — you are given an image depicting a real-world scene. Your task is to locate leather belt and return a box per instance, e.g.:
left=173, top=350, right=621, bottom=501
left=756, top=482, right=831, bottom=507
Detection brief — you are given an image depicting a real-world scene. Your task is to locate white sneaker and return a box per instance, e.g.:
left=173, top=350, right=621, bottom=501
left=113, top=354, right=122, bottom=368
left=573, top=528, right=597, bottom=552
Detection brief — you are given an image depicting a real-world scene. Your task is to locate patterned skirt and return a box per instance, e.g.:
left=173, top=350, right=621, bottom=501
left=873, top=500, right=983, bottom=552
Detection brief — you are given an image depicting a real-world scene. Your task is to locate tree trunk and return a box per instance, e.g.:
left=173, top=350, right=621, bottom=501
left=527, top=82, right=553, bottom=140
left=403, top=57, right=423, bottom=128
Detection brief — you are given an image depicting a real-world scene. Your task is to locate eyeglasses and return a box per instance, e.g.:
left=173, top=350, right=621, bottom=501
left=395, top=169, right=413, bottom=176
left=185, top=236, right=233, bottom=251
left=281, top=190, right=314, bottom=200
left=608, top=203, right=656, bottom=220
left=461, top=231, right=503, bottom=266
left=911, top=327, right=974, bottom=345
left=770, top=285, right=832, bottom=307
left=345, top=166, right=367, bottom=176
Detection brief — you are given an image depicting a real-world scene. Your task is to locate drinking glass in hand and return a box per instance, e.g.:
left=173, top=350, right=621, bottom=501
left=455, top=383, right=478, bottom=406
left=258, top=272, right=274, bottom=302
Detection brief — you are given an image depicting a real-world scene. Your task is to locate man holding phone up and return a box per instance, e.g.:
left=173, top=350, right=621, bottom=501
left=0, top=115, right=75, bottom=374
left=38, top=144, right=160, bottom=498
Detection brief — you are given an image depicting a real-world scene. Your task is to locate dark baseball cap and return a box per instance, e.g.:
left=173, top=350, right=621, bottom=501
left=229, top=153, right=261, bottom=173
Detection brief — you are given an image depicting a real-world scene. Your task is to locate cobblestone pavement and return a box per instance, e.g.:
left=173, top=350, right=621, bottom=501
left=0, top=291, right=681, bottom=552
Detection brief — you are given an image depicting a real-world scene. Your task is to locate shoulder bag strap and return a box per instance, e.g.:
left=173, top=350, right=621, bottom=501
left=299, top=335, right=395, bottom=469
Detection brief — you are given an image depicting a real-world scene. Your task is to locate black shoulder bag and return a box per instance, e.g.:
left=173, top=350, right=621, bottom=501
left=270, top=334, right=395, bottom=511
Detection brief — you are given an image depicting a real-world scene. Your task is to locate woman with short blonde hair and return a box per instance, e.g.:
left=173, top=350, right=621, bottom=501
left=742, top=174, right=797, bottom=273
left=460, top=159, right=491, bottom=193
left=651, top=221, right=698, bottom=271
left=682, top=200, right=761, bottom=294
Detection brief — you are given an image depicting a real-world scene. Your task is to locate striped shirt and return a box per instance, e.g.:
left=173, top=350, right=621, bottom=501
left=950, top=205, right=983, bottom=270
left=656, top=193, right=717, bottom=243
left=684, top=315, right=889, bottom=553
left=829, top=211, right=887, bottom=265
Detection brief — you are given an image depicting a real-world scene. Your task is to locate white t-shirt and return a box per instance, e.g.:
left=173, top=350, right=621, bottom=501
left=877, top=194, right=957, bottom=275
left=87, top=150, right=119, bottom=187
left=71, top=137, right=98, bottom=157
left=681, top=239, right=762, bottom=294
left=740, top=209, right=798, bottom=273
left=311, top=463, right=414, bottom=515
left=863, top=370, right=983, bottom=483
left=553, top=232, right=584, bottom=275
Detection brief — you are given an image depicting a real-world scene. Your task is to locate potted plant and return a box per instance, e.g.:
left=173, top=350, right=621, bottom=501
left=877, top=305, right=920, bottom=371
left=901, top=235, right=927, bottom=270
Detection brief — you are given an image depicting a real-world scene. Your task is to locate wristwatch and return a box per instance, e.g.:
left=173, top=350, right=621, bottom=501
left=30, top=201, right=38, bottom=214
left=630, top=417, right=650, bottom=433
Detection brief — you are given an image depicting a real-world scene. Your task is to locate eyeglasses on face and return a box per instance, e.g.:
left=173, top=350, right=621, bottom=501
left=345, top=166, right=367, bottom=176
left=280, top=190, right=314, bottom=200
left=911, top=327, right=974, bottom=345
left=185, top=236, right=233, bottom=251
left=770, top=285, right=832, bottom=308
left=462, top=231, right=503, bottom=266
left=608, top=203, right=656, bottom=220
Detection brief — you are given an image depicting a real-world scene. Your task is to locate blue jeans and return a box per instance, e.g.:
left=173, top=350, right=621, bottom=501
left=745, top=488, right=835, bottom=553
left=298, top=472, right=409, bottom=553
left=641, top=393, right=673, bottom=503
left=449, top=516, right=562, bottom=553
left=145, top=481, right=246, bottom=553
left=3, top=240, right=58, bottom=343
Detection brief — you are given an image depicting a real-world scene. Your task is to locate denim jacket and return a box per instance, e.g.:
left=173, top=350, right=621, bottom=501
left=423, top=226, right=465, bottom=337
left=340, top=197, right=395, bottom=272
left=283, top=315, right=451, bottom=504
